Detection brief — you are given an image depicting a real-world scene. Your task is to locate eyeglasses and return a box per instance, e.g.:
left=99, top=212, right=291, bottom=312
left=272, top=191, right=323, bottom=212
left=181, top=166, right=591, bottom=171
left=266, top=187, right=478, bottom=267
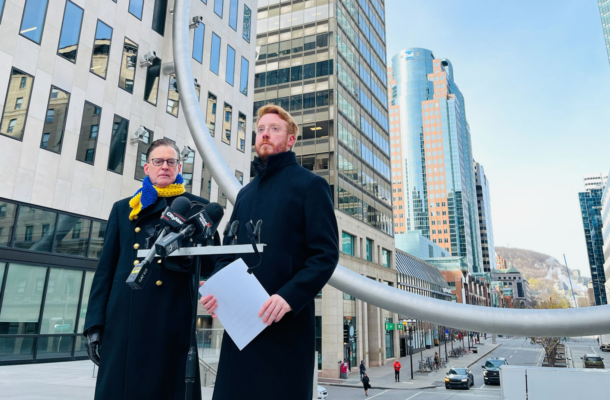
left=149, top=158, right=180, bottom=167
left=256, top=124, right=286, bottom=135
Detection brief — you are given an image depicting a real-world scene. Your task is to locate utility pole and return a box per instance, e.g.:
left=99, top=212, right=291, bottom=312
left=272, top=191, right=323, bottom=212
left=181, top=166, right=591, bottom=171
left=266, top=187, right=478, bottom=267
left=408, top=325, right=414, bottom=380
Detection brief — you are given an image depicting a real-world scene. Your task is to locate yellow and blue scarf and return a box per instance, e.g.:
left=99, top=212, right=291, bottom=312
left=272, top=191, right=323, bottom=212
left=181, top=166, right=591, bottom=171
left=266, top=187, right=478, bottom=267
left=129, top=174, right=186, bottom=220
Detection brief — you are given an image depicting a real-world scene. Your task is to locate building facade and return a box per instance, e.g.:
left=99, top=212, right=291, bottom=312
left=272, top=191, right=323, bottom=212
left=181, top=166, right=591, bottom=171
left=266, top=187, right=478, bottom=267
left=474, top=161, right=495, bottom=274
left=495, top=267, right=531, bottom=306
left=394, top=231, right=450, bottom=260
left=0, top=0, right=258, bottom=364
left=254, top=0, right=398, bottom=377
left=601, top=170, right=610, bottom=300
left=579, top=175, right=607, bottom=306
left=599, top=0, right=610, bottom=66
left=389, top=49, right=482, bottom=273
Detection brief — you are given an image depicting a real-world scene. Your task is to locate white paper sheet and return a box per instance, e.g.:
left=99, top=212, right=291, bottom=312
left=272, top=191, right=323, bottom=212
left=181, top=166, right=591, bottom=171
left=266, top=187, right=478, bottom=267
left=199, top=259, right=269, bottom=350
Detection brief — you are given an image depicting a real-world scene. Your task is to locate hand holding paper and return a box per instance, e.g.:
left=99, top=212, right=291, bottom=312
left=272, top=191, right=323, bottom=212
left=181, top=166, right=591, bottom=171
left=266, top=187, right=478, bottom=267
left=199, top=259, right=270, bottom=350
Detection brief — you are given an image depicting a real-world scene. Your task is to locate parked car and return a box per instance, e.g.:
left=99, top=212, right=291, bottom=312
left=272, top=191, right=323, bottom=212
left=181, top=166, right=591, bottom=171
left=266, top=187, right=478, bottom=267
left=317, top=385, right=328, bottom=400
left=581, top=354, right=605, bottom=369
left=482, top=357, right=509, bottom=385
left=445, top=367, right=474, bottom=389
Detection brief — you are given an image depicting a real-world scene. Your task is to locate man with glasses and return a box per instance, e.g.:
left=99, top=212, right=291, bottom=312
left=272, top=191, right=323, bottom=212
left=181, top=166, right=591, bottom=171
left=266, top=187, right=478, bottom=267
left=84, top=139, right=213, bottom=400
left=201, top=105, right=339, bottom=399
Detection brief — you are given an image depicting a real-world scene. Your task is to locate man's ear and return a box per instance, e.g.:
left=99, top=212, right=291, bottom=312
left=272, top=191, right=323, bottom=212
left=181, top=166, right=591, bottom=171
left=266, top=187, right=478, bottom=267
left=287, top=134, right=296, bottom=149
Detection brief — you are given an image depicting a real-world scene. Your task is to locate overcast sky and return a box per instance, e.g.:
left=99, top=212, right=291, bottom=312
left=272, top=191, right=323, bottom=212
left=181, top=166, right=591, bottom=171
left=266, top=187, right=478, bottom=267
left=385, top=0, right=610, bottom=277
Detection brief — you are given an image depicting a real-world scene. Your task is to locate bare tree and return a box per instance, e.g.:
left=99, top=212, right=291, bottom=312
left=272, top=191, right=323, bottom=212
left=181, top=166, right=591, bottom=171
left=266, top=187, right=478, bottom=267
left=530, top=296, right=569, bottom=367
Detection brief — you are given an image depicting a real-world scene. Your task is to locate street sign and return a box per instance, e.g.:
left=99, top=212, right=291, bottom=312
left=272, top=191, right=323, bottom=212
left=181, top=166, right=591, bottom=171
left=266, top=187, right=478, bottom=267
left=385, top=322, right=395, bottom=331
left=397, top=324, right=403, bottom=330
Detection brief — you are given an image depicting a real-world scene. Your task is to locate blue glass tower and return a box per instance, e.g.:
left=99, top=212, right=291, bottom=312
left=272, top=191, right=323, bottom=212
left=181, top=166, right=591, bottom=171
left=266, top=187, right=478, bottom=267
left=579, top=188, right=608, bottom=305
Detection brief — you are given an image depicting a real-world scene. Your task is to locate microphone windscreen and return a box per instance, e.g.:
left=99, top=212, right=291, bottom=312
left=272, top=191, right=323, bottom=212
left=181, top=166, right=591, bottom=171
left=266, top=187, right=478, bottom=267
left=171, top=196, right=192, bottom=216
left=204, top=203, right=225, bottom=224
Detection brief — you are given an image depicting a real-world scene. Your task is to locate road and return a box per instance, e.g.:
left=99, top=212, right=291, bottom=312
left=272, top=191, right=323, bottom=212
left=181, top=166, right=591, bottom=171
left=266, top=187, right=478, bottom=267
left=567, top=336, right=604, bottom=369
left=324, top=337, right=542, bottom=400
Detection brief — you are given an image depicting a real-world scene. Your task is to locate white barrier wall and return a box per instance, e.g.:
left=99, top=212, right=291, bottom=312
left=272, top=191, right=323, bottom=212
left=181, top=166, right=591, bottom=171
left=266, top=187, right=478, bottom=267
left=500, top=366, right=610, bottom=400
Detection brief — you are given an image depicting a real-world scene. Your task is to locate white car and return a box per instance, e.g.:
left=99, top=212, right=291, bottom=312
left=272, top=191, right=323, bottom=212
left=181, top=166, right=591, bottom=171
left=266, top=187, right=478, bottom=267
left=317, top=385, right=328, bottom=400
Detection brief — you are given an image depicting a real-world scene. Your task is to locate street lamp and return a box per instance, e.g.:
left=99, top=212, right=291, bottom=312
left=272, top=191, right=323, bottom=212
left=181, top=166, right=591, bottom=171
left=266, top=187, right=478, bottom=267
left=408, top=323, right=414, bottom=380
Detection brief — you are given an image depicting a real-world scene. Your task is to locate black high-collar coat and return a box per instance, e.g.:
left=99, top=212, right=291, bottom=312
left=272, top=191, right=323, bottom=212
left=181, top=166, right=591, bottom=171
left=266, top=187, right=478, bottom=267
left=84, top=192, right=214, bottom=400
left=211, top=151, right=339, bottom=399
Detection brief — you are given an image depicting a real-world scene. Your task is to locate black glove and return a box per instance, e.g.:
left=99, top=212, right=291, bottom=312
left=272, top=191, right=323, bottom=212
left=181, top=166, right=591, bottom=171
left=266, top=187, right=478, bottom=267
left=86, top=328, right=102, bottom=366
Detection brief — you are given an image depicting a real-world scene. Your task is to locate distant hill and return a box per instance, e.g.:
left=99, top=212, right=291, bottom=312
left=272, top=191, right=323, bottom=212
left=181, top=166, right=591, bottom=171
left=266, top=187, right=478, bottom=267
left=495, top=247, right=589, bottom=295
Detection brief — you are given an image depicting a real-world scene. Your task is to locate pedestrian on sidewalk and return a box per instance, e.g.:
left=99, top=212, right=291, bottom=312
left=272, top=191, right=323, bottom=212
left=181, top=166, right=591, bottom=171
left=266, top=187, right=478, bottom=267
left=434, top=352, right=440, bottom=370
left=362, top=373, right=371, bottom=396
left=359, top=360, right=366, bottom=381
left=393, top=360, right=401, bottom=382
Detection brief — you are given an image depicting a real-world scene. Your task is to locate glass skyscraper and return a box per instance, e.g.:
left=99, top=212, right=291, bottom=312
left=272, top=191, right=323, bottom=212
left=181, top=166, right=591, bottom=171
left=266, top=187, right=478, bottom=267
left=579, top=183, right=608, bottom=306
left=599, top=0, right=610, bottom=65
left=389, top=49, right=482, bottom=273
left=475, top=161, right=495, bottom=274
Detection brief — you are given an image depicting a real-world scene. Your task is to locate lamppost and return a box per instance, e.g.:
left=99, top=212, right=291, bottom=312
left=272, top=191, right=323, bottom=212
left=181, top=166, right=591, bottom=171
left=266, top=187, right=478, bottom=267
left=444, top=326, right=448, bottom=362
left=408, top=323, right=414, bottom=380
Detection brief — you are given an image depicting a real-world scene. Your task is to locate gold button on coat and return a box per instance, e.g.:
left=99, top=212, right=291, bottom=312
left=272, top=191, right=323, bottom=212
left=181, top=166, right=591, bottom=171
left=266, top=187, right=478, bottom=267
left=156, top=281, right=163, bottom=286
left=158, top=259, right=162, bottom=264
left=134, top=243, right=140, bottom=250
left=135, top=227, right=141, bottom=233
left=134, top=260, right=139, bottom=265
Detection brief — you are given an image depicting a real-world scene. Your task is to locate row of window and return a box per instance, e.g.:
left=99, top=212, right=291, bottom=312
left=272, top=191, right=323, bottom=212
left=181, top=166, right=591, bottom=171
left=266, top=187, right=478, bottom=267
left=337, top=179, right=393, bottom=235
left=0, top=200, right=107, bottom=260
left=254, top=60, right=334, bottom=88
left=252, top=89, right=333, bottom=115
left=341, top=231, right=390, bottom=267
left=257, top=32, right=330, bottom=60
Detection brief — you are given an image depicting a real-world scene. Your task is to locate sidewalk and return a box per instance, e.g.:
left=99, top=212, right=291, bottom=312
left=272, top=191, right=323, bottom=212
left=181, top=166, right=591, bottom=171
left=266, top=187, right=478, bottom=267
left=320, top=338, right=500, bottom=390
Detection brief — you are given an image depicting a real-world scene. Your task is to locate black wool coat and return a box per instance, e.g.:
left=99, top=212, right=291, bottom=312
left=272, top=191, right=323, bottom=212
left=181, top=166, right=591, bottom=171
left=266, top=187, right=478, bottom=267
left=84, top=192, right=215, bottom=400
left=211, top=151, right=339, bottom=400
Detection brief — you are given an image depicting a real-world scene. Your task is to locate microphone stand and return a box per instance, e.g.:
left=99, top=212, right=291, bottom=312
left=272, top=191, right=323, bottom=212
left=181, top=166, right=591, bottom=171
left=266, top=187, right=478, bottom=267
left=185, top=253, right=201, bottom=400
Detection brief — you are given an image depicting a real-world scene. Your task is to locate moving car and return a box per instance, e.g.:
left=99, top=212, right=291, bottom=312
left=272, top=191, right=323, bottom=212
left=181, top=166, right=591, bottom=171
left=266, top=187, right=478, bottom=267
left=317, top=385, right=328, bottom=400
left=581, top=354, right=605, bottom=369
left=445, top=367, right=475, bottom=389
left=599, top=334, right=610, bottom=351
left=482, top=357, right=509, bottom=385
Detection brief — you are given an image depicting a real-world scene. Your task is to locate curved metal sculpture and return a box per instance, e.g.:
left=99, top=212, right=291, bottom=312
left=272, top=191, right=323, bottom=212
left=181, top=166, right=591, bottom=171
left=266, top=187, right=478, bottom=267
left=172, top=0, right=610, bottom=336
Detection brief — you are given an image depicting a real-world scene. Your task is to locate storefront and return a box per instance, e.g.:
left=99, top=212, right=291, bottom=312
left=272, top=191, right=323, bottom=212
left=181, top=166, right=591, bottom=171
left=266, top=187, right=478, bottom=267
left=0, top=199, right=105, bottom=364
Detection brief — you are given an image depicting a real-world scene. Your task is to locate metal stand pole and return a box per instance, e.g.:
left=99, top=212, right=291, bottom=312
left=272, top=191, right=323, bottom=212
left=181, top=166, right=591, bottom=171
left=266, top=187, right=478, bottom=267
left=185, top=257, right=201, bottom=400
left=444, top=328, right=448, bottom=362
left=409, top=326, right=413, bottom=380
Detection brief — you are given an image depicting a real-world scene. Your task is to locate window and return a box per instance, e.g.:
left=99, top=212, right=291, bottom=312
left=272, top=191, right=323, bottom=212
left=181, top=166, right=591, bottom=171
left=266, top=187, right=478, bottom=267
left=218, top=191, right=227, bottom=208
left=235, top=170, right=243, bottom=186
left=291, top=66, right=302, bottom=82
left=342, top=232, right=354, bottom=256
left=14, top=206, right=57, bottom=252
left=166, top=74, right=179, bottom=117
left=200, top=163, right=212, bottom=200
left=134, top=127, right=152, bottom=181
left=239, top=57, right=249, bottom=96
left=228, top=0, right=238, bottom=30
left=182, top=149, right=195, bottom=192
left=54, top=215, right=91, bottom=256
left=192, top=22, right=205, bottom=63
left=152, top=0, right=168, bottom=36
left=381, top=249, right=391, bottom=268
left=89, top=221, right=108, bottom=259
left=90, top=20, right=113, bottom=79
left=76, top=102, right=102, bottom=164
left=1, top=69, right=34, bottom=140
left=206, top=93, right=217, bottom=136
left=119, top=38, right=138, bottom=93
left=242, top=5, right=251, bottom=42
left=19, top=0, right=50, bottom=44
left=144, top=57, right=162, bottom=105
left=237, top=112, right=246, bottom=152
left=128, top=0, right=144, bottom=20
left=41, top=87, right=70, bottom=153
left=210, top=33, right=221, bottom=74
left=222, top=103, right=232, bottom=145
left=214, top=0, right=223, bottom=17
left=224, top=45, right=236, bottom=86
left=366, top=238, right=373, bottom=262
left=108, top=115, right=129, bottom=174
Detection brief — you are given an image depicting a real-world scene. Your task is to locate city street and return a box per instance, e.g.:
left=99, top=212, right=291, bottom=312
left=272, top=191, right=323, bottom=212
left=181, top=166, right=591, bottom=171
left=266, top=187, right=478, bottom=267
left=567, top=336, right=605, bottom=369
left=325, top=337, right=542, bottom=400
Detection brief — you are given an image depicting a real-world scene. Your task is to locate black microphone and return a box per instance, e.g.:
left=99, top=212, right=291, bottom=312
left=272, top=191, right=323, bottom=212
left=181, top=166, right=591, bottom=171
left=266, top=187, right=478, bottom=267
left=155, top=202, right=225, bottom=257
left=126, top=196, right=191, bottom=289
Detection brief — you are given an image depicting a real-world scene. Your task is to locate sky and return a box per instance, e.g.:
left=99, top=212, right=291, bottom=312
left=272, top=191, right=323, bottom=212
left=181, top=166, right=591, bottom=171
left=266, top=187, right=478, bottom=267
left=385, top=0, right=610, bottom=277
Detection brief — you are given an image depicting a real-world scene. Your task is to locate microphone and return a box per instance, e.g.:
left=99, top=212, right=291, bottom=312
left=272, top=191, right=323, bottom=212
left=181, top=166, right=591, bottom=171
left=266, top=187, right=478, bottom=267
left=126, top=196, right=191, bottom=289
left=155, top=202, right=225, bottom=258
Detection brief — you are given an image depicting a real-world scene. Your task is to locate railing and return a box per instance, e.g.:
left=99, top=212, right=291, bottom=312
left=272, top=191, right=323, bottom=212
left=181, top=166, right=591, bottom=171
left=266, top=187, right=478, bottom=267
left=171, top=0, right=610, bottom=338
left=196, top=328, right=223, bottom=387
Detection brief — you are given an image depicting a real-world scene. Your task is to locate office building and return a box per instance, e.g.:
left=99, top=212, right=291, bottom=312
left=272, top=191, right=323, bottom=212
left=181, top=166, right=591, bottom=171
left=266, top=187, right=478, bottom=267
left=389, top=49, right=482, bottom=273
left=600, top=170, right=610, bottom=300
left=0, top=0, right=257, bottom=364
left=254, top=0, right=397, bottom=376
left=584, top=173, right=608, bottom=192
left=394, top=231, right=450, bottom=260
left=474, top=161, right=495, bottom=274
left=495, top=267, right=531, bottom=306
left=599, top=0, right=610, bottom=65
left=578, top=174, right=607, bottom=305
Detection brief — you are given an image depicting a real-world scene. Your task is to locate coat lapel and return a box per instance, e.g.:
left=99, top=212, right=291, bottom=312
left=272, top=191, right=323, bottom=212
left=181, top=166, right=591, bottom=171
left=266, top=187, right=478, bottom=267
left=135, top=197, right=168, bottom=222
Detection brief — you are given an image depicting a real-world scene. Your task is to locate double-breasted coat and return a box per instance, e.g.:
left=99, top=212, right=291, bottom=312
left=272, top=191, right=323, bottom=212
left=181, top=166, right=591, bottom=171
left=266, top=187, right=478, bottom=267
left=211, top=151, right=339, bottom=399
left=84, top=192, right=214, bottom=400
